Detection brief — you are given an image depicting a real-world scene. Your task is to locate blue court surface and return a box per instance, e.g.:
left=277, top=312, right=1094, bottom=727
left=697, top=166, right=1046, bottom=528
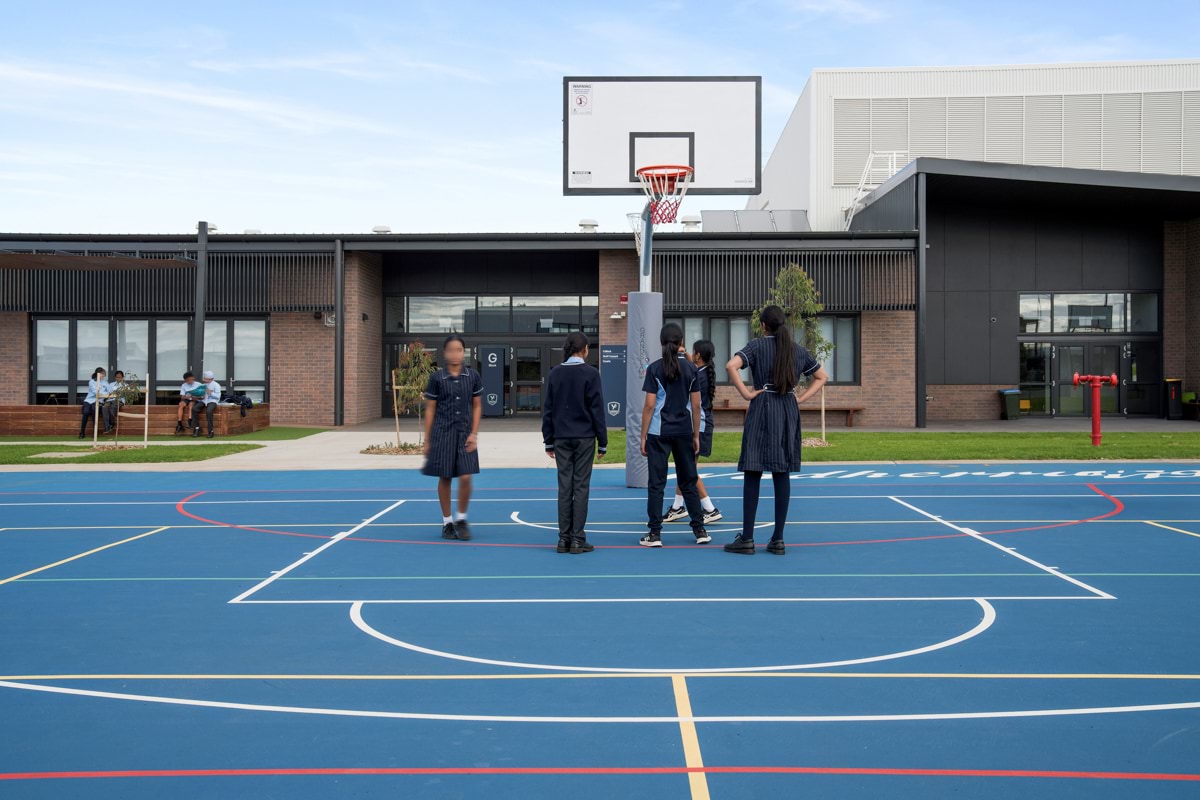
left=2, top=463, right=1200, bottom=799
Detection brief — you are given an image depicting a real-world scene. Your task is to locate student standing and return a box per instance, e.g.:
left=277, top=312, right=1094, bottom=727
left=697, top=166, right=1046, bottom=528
left=78, top=367, right=109, bottom=438
left=723, top=305, right=828, bottom=555
left=542, top=332, right=607, bottom=554
left=638, top=323, right=710, bottom=548
left=663, top=339, right=721, bottom=525
left=102, top=370, right=126, bottom=432
left=422, top=334, right=483, bottom=541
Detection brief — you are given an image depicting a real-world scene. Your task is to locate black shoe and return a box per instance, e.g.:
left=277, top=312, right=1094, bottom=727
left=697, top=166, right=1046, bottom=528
left=723, top=536, right=756, bottom=554
left=192, top=428, right=200, bottom=438
left=639, top=532, right=663, bottom=548
left=766, top=538, right=786, bottom=556
left=663, top=505, right=688, bottom=523
left=569, top=538, right=594, bottom=554
left=207, top=431, right=214, bottom=439
left=175, top=422, right=184, bottom=434
left=556, top=535, right=571, bottom=553
left=453, top=519, right=471, bottom=541
left=78, top=433, right=85, bottom=439
left=441, top=523, right=458, bottom=540
left=693, top=528, right=712, bottom=544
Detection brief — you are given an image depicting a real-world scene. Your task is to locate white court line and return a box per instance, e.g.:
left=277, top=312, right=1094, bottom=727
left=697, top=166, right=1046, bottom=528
left=227, top=500, right=406, bottom=605
left=509, top=510, right=771, bottom=535
left=4, top=678, right=1200, bottom=724
left=348, top=599, right=996, bottom=673
left=240, top=596, right=1104, bottom=605
left=888, top=497, right=1115, bottom=600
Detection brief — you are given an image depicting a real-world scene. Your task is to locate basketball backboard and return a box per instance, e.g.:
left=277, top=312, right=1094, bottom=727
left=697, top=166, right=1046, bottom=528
left=563, top=76, right=761, bottom=195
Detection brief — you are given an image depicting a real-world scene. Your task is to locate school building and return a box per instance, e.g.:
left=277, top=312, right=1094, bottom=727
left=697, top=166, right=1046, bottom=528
left=2, top=60, right=1199, bottom=429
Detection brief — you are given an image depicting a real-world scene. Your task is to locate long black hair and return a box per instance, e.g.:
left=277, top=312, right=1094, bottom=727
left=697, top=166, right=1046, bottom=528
left=760, top=305, right=797, bottom=394
left=692, top=339, right=716, bottom=408
left=563, top=331, right=589, bottom=361
left=91, top=367, right=106, bottom=381
left=441, top=334, right=466, bottom=367
left=660, top=323, right=684, bottom=382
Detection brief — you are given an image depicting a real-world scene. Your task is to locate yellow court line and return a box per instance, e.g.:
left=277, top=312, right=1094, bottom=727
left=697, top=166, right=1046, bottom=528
left=671, top=675, right=710, bottom=800
left=1145, top=521, right=1200, bottom=540
left=0, top=527, right=172, bottom=586
left=5, top=672, right=1200, bottom=682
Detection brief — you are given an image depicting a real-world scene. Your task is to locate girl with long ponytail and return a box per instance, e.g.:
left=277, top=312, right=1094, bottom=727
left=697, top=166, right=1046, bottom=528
left=637, top=324, right=711, bottom=547
left=662, top=339, right=722, bottom=525
left=723, top=305, right=829, bottom=555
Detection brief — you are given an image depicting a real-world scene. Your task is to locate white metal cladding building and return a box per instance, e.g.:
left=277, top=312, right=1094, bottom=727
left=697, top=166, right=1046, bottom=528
left=752, top=60, right=1200, bottom=231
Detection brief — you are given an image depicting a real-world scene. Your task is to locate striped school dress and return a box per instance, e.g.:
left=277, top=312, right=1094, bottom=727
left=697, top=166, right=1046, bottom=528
left=421, top=367, right=483, bottom=478
left=734, top=336, right=820, bottom=473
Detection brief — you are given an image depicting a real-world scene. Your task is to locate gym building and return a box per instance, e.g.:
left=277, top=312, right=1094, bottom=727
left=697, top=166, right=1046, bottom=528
left=1, top=60, right=1199, bottom=430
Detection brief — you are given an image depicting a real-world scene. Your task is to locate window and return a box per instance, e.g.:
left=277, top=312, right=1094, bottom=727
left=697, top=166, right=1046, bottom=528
left=477, top=296, right=510, bottom=333
left=818, top=316, right=858, bottom=383
left=384, top=297, right=406, bottom=333
left=662, top=314, right=855, bottom=384
left=1020, top=292, right=1159, bottom=334
left=30, top=316, right=269, bottom=405
left=408, top=296, right=476, bottom=333
left=512, top=295, right=580, bottom=334
left=582, top=296, right=599, bottom=337
left=1053, top=293, right=1126, bottom=333
left=1019, top=294, right=1052, bottom=333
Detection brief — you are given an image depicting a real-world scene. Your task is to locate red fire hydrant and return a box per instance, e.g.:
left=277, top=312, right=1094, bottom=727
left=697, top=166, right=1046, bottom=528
left=1073, top=372, right=1118, bottom=446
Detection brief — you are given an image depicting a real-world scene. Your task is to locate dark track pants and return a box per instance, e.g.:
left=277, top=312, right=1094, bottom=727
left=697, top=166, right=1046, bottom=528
left=555, top=437, right=596, bottom=540
left=645, top=433, right=704, bottom=533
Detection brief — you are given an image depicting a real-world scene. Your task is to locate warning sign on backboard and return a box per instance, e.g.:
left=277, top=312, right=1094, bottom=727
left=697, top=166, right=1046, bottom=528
left=570, top=83, right=592, bottom=115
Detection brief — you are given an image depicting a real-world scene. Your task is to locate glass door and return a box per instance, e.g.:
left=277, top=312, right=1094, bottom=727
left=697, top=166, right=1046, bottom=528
left=1090, top=344, right=1121, bottom=415
left=1124, top=341, right=1162, bottom=416
left=512, top=346, right=547, bottom=413
left=1051, top=342, right=1127, bottom=416
left=1054, top=345, right=1086, bottom=416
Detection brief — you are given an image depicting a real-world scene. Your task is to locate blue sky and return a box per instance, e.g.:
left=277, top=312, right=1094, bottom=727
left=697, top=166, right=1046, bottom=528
left=2, top=0, right=1196, bottom=234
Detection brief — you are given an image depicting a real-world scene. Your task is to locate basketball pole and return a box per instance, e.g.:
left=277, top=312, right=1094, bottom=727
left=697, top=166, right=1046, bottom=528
left=625, top=203, right=662, bottom=489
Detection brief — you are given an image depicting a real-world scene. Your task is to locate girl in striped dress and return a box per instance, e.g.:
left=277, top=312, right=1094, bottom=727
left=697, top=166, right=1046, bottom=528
left=723, top=305, right=828, bottom=555
left=422, top=334, right=483, bottom=541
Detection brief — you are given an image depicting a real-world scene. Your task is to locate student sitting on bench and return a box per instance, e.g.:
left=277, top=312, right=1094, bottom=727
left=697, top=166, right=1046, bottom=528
left=191, top=370, right=222, bottom=438
left=176, top=372, right=202, bottom=434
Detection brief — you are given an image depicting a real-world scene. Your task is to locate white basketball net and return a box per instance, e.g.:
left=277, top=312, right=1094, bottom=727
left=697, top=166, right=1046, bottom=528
left=626, top=212, right=644, bottom=257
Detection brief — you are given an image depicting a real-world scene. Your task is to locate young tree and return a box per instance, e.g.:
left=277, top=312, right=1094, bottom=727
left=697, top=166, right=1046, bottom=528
left=392, top=342, right=435, bottom=447
left=751, top=263, right=835, bottom=440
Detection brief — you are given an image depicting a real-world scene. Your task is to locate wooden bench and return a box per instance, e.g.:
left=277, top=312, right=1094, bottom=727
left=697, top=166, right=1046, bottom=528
left=713, top=398, right=865, bottom=428
left=0, top=403, right=271, bottom=437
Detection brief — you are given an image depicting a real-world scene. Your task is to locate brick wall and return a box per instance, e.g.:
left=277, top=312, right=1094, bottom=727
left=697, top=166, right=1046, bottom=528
left=1186, top=218, right=1200, bottom=396
left=1165, top=221, right=1187, bottom=384
left=711, top=310, right=916, bottom=428
left=344, top=251, right=383, bottom=424
left=0, top=313, right=29, bottom=404
left=598, top=249, right=638, bottom=346
left=269, top=312, right=334, bottom=426
left=926, top=384, right=1012, bottom=421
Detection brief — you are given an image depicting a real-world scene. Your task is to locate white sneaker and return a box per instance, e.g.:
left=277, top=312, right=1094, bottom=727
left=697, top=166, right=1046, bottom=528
left=639, top=532, right=663, bottom=547
left=702, top=507, right=723, bottom=524
left=663, top=506, right=688, bottom=523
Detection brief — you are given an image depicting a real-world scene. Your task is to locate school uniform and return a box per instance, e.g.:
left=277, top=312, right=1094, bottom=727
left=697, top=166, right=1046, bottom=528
left=696, top=366, right=715, bottom=458
left=542, top=356, right=608, bottom=550
left=78, top=378, right=108, bottom=436
left=422, top=367, right=483, bottom=479
left=734, top=336, right=820, bottom=473
left=191, top=379, right=222, bottom=436
left=642, top=354, right=706, bottom=536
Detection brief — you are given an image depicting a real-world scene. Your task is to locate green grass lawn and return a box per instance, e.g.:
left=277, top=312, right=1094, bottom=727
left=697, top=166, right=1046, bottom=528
left=602, top=430, right=1200, bottom=463
left=0, top=426, right=323, bottom=443
left=0, top=444, right=263, bottom=465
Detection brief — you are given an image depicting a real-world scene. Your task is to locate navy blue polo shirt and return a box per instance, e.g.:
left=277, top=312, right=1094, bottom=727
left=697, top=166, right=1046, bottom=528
left=641, top=354, right=698, bottom=437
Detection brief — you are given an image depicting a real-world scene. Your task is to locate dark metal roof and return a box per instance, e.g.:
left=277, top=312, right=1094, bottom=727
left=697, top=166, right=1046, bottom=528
left=861, top=157, right=1200, bottom=219
left=0, top=253, right=192, bottom=270
left=0, top=230, right=915, bottom=253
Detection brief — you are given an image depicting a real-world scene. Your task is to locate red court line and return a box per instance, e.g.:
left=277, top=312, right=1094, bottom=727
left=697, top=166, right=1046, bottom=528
left=175, top=484, right=1126, bottom=550
left=3, top=765, right=1198, bottom=782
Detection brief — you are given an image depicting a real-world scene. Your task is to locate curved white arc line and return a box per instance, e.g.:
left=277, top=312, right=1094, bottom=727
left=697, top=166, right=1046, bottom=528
left=2, top=679, right=1199, bottom=724
left=508, top=510, right=770, bottom=535
left=349, top=599, right=996, bottom=674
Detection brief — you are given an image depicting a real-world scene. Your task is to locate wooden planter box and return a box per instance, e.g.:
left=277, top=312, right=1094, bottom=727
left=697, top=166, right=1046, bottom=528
left=0, top=403, right=270, bottom=437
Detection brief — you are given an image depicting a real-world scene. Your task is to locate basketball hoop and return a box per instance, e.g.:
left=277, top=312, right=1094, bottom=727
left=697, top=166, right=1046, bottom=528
left=627, top=212, right=645, bottom=257
left=635, top=164, right=694, bottom=225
